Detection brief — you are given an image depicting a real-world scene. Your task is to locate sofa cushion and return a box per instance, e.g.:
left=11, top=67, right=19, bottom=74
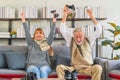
left=5, top=52, right=27, bottom=70
left=0, top=69, right=25, bottom=78
left=109, top=70, right=120, bottom=79
left=0, top=69, right=26, bottom=74
left=0, top=50, right=13, bottom=68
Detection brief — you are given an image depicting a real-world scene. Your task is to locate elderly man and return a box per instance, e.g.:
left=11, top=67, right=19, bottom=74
left=56, top=5, right=102, bottom=80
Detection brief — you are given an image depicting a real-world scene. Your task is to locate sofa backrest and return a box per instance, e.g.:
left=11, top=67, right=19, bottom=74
left=0, top=45, right=28, bottom=69
left=0, top=45, right=28, bottom=53
left=51, top=46, right=71, bottom=69
left=0, top=45, right=70, bottom=69
left=0, top=45, right=70, bottom=57
left=0, top=45, right=96, bottom=70
left=53, top=46, right=70, bottom=58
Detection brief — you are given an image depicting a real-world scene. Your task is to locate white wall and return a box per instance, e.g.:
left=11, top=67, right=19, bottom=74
left=0, top=0, right=120, bottom=58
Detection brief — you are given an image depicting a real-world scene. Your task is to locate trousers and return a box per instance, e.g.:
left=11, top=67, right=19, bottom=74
left=56, top=64, right=102, bottom=80
left=27, top=65, right=51, bottom=78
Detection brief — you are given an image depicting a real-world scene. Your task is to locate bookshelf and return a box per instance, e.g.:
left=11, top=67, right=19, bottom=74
left=0, top=18, right=107, bottom=21
left=0, top=18, right=107, bottom=45
left=0, top=5, right=107, bottom=45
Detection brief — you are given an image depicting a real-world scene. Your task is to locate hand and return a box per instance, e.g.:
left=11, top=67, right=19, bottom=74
left=53, top=17, right=56, bottom=23
left=52, top=13, right=56, bottom=23
left=62, top=5, right=70, bottom=23
left=87, top=9, right=94, bottom=19
left=20, top=11, right=26, bottom=22
left=48, top=46, right=54, bottom=56
left=87, top=9, right=98, bottom=25
left=63, top=5, right=70, bottom=15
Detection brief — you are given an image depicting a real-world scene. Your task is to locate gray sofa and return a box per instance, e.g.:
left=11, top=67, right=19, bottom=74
left=95, top=57, right=110, bottom=80
left=104, top=59, right=120, bottom=80
left=0, top=45, right=76, bottom=79
left=0, top=45, right=105, bottom=80
left=96, top=57, right=120, bottom=80
left=0, top=45, right=65, bottom=78
left=0, top=45, right=27, bottom=78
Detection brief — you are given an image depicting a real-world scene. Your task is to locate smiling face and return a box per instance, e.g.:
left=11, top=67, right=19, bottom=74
left=73, top=27, right=85, bottom=45
left=33, top=28, right=45, bottom=41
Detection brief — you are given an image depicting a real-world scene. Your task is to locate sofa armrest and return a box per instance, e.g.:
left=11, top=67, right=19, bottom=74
left=105, top=60, right=120, bottom=73
left=94, top=57, right=109, bottom=80
left=105, top=60, right=120, bottom=80
left=95, top=57, right=109, bottom=64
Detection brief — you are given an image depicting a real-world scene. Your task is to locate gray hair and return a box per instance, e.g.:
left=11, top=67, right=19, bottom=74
left=73, top=26, right=83, bottom=33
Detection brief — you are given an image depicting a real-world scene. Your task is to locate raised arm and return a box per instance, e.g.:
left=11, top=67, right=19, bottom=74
left=87, top=9, right=102, bottom=46
left=21, top=11, right=33, bottom=45
left=60, top=5, right=73, bottom=46
left=61, top=5, right=69, bottom=23
left=47, top=15, right=56, bottom=45
left=87, top=9, right=98, bottom=25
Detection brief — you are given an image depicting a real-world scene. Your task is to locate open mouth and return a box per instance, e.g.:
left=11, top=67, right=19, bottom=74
left=77, top=40, right=82, bottom=43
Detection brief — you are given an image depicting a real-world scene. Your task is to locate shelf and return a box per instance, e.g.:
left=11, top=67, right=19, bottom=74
left=44, top=18, right=108, bottom=20
left=0, top=18, right=107, bottom=21
left=0, top=17, right=107, bottom=45
left=0, top=37, right=26, bottom=39
left=11, top=37, right=65, bottom=40
left=54, top=38, right=64, bottom=40
left=98, top=37, right=107, bottom=39
left=11, top=38, right=26, bottom=39
left=0, top=37, right=65, bottom=40
left=63, top=18, right=107, bottom=21
left=0, top=38, right=11, bottom=39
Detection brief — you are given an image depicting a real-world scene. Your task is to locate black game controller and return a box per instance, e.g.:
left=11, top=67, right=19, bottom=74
left=66, top=4, right=75, bottom=11
left=51, top=10, right=59, bottom=18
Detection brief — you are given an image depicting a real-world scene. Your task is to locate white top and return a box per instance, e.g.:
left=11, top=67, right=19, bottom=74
left=60, top=23, right=102, bottom=47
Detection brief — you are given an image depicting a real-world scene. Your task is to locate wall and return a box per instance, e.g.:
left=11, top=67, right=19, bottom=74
left=0, top=0, right=120, bottom=58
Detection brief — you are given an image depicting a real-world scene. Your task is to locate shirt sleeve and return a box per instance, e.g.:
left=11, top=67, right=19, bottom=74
left=60, top=23, right=74, bottom=46
left=47, top=22, right=56, bottom=46
left=23, top=22, right=33, bottom=46
left=89, top=23, right=102, bottom=46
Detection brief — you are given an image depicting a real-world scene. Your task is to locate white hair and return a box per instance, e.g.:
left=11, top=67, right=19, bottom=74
left=73, top=26, right=83, bottom=33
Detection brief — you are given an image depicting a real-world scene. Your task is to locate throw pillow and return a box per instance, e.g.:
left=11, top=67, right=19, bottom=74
left=5, top=51, right=27, bottom=70
left=0, top=50, right=13, bottom=68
